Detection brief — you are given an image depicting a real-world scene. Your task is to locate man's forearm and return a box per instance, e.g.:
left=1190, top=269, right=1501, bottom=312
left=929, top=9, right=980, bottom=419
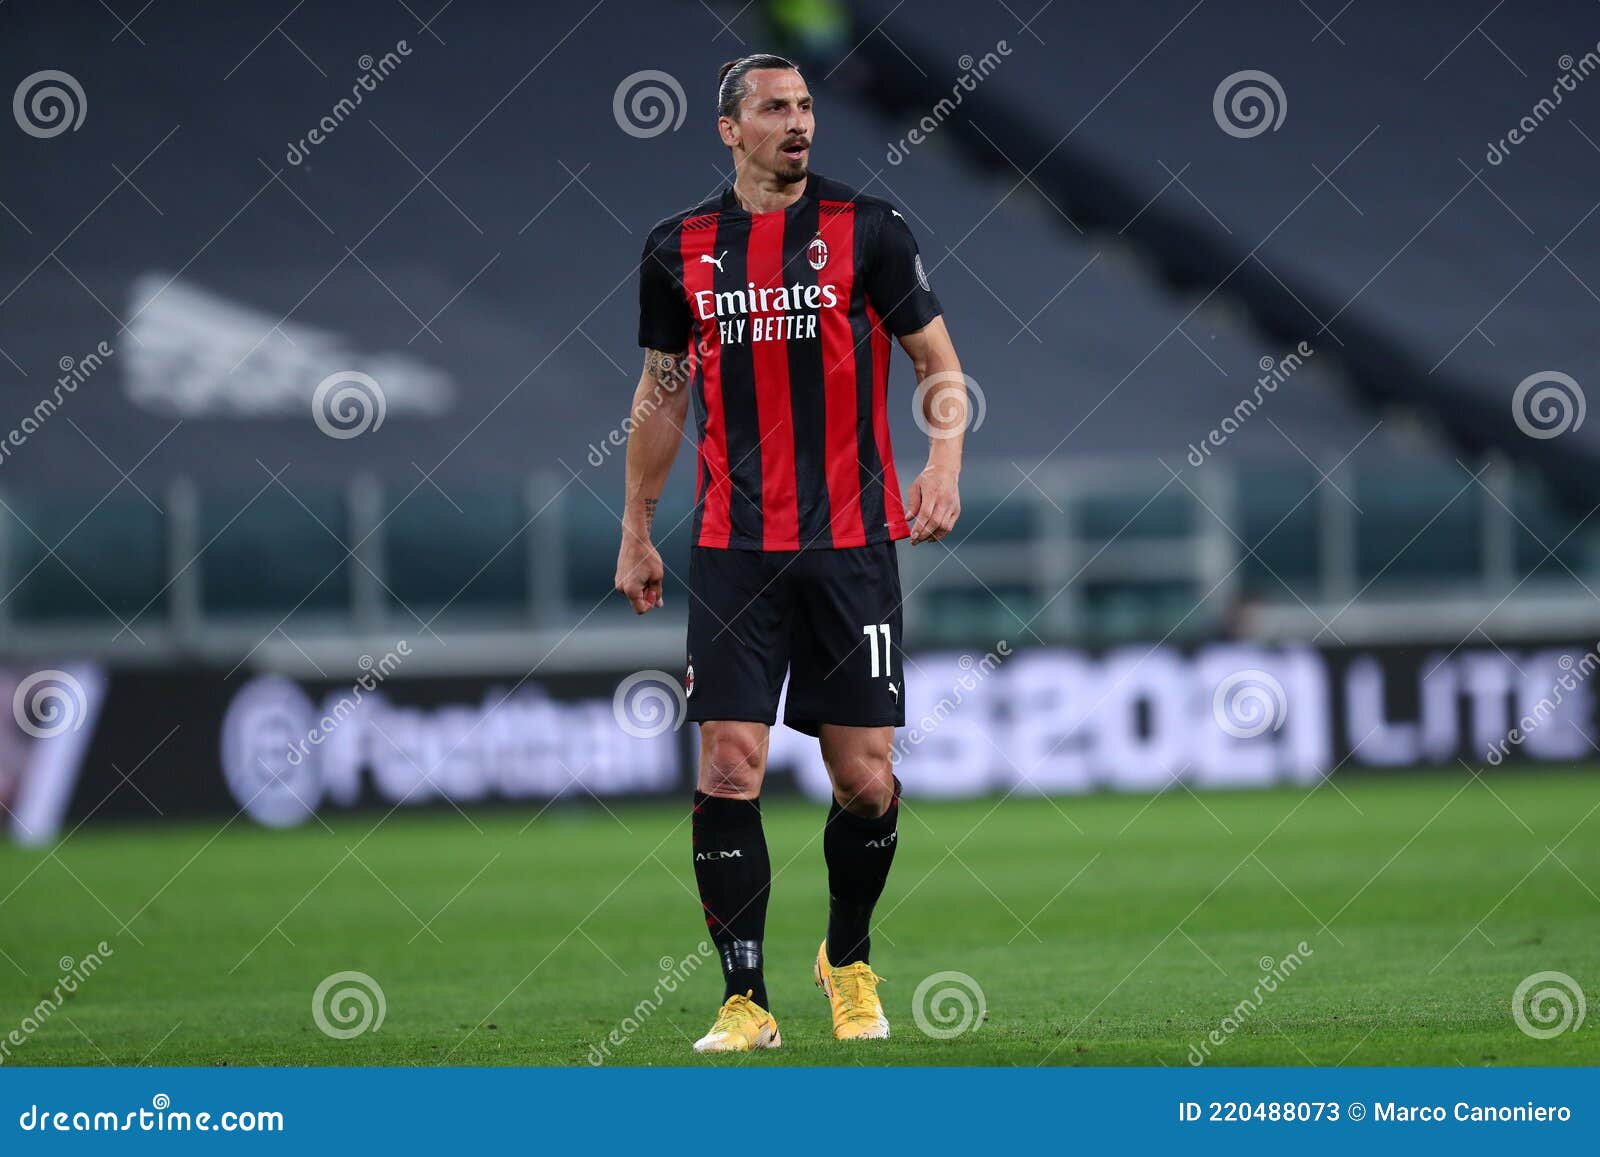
left=915, top=348, right=967, bottom=471
left=622, top=352, right=690, bottom=539
left=899, top=317, right=968, bottom=474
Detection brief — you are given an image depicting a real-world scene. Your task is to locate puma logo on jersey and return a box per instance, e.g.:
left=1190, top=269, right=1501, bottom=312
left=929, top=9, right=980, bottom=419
left=695, top=849, right=743, bottom=861
left=700, top=251, right=726, bottom=272
left=888, top=682, right=900, bottom=703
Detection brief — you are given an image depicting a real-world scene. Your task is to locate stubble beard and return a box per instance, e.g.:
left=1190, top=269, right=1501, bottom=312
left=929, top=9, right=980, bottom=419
left=772, top=156, right=808, bottom=184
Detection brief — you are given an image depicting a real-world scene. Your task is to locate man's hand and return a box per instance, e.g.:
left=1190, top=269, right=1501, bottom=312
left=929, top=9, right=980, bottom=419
left=906, top=463, right=960, bottom=544
left=615, top=529, right=665, bottom=613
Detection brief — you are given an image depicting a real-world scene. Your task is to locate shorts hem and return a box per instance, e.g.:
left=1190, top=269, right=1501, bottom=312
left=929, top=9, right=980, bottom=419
left=782, top=714, right=904, bottom=737
left=684, top=710, right=779, bottom=727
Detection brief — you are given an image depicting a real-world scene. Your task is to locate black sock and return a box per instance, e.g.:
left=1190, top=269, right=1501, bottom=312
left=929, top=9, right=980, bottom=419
left=692, top=791, right=771, bottom=1009
left=823, top=777, right=901, bottom=966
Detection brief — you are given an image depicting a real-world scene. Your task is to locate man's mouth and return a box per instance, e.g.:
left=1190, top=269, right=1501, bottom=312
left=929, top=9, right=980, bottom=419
left=780, top=141, right=809, bottom=160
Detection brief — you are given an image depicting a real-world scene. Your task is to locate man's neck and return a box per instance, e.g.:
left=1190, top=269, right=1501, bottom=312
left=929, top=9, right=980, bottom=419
left=732, top=167, right=807, bottom=214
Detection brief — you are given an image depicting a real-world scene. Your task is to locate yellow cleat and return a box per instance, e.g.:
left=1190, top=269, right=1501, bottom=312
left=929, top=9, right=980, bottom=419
left=691, top=992, right=782, bottom=1054
left=814, top=941, right=890, bottom=1040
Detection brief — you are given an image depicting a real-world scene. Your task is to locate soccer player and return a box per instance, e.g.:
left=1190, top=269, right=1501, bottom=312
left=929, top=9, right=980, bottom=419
left=614, top=53, right=967, bottom=1052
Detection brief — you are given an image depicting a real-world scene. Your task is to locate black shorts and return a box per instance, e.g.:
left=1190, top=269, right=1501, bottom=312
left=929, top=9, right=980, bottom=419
left=685, top=542, right=905, bottom=735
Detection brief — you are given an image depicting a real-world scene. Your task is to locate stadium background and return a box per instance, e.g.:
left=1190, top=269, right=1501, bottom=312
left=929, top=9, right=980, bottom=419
left=0, top=0, right=1596, bottom=1065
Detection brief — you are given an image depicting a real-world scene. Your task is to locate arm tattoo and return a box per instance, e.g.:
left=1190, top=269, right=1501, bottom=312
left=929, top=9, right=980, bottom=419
left=644, top=348, right=689, bottom=391
left=642, top=497, right=658, bottom=532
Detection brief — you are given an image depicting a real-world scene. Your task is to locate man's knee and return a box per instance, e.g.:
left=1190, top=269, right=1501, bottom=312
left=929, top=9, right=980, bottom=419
left=824, top=731, right=897, bottom=817
left=697, top=722, right=768, bottom=797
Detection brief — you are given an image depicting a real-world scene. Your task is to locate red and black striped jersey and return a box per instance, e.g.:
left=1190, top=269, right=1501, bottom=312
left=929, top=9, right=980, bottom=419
left=638, top=173, right=942, bottom=551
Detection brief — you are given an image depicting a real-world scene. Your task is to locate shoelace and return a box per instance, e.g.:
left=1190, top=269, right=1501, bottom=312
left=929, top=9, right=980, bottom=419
left=833, top=966, right=884, bottom=1025
left=711, top=994, right=758, bottom=1035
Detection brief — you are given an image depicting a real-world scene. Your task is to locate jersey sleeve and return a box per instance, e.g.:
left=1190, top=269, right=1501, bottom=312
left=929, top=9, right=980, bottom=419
left=864, top=208, right=942, bottom=337
left=637, top=221, right=691, bottom=351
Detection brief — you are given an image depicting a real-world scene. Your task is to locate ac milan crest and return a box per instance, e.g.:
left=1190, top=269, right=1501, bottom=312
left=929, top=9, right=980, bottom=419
left=807, top=235, right=829, bottom=271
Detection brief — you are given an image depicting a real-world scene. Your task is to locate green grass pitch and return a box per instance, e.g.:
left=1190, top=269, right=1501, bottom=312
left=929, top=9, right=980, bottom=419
left=1, top=770, right=1596, bottom=1066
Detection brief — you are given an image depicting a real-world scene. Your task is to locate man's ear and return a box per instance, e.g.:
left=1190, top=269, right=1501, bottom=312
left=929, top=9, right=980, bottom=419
left=717, top=116, right=739, bottom=149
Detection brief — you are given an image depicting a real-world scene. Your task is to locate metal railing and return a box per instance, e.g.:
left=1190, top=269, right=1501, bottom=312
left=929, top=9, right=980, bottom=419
left=2, top=454, right=1597, bottom=671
